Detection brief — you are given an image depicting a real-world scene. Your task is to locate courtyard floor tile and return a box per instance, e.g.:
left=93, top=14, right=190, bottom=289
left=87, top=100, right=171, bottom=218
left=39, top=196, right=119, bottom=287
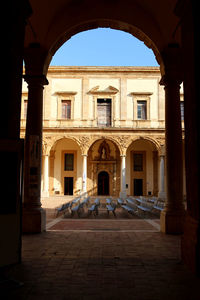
left=2, top=218, right=200, bottom=300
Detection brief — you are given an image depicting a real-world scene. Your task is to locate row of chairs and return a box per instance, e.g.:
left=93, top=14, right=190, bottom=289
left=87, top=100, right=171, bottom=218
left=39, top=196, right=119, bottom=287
left=118, top=196, right=164, bottom=216
left=55, top=196, right=164, bottom=218
left=55, top=196, right=90, bottom=217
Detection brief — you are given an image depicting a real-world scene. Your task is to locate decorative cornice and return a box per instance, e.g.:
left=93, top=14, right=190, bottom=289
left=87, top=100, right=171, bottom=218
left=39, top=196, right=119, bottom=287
left=47, top=66, right=160, bottom=74
left=88, top=85, right=119, bottom=95
left=53, top=91, right=77, bottom=96
left=130, top=92, right=153, bottom=96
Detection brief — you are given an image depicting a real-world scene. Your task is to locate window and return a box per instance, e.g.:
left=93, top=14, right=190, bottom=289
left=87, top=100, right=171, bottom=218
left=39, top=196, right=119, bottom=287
left=131, top=93, right=151, bottom=120
left=137, top=100, right=147, bottom=120
left=180, top=101, right=184, bottom=121
left=24, top=99, right=28, bottom=119
left=62, top=100, right=71, bottom=119
left=97, top=98, right=111, bottom=127
left=64, top=153, right=74, bottom=171
left=133, top=153, right=143, bottom=171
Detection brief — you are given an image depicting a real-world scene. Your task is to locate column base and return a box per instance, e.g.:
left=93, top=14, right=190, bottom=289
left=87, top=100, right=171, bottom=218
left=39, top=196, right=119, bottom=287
left=181, top=214, right=200, bottom=276
left=41, top=191, right=49, bottom=197
left=82, top=192, right=88, bottom=197
left=22, top=207, right=46, bottom=233
left=120, top=191, right=127, bottom=199
left=158, top=191, right=166, bottom=200
left=160, top=209, right=184, bottom=234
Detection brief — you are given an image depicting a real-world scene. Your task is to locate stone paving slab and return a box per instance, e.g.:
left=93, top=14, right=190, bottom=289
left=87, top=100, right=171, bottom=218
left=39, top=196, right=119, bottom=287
left=2, top=220, right=200, bottom=300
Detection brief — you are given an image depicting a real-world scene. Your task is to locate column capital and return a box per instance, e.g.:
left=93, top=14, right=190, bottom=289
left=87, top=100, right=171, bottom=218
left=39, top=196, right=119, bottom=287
left=158, top=146, right=165, bottom=157
left=23, top=74, right=48, bottom=86
left=24, top=42, right=49, bottom=75
left=50, top=150, right=55, bottom=159
left=160, top=74, right=182, bottom=87
left=160, top=43, right=183, bottom=86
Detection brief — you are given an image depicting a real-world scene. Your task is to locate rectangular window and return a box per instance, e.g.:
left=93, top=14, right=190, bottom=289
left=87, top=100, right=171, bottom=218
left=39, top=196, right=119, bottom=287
left=97, top=98, right=111, bottom=127
left=180, top=101, right=184, bottom=121
left=137, top=100, right=147, bottom=120
left=64, top=153, right=74, bottom=171
left=24, top=99, right=28, bottom=119
left=133, top=153, right=143, bottom=171
left=62, top=100, right=71, bottom=119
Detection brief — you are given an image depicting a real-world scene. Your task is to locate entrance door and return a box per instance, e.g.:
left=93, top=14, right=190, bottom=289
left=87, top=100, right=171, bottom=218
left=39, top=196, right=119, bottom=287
left=134, top=179, right=143, bottom=196
left=98, top=171, right=109, bottom=195
left=64, top=177, right=73, bottom=195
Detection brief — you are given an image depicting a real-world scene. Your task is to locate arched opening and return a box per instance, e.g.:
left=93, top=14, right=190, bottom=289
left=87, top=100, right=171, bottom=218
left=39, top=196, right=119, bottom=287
left=4, top=0, right=199, bottom=286
left=98, top=171, right=109, bottom=195
left=50, top=28, right=158, bottom=67
left=44, top=137, right=82, bottom=197
left=46, top=14, right=163, bottom=70
left=87, top=138, right=121, bottom=196
left=126, top=138, right=160, bottom=197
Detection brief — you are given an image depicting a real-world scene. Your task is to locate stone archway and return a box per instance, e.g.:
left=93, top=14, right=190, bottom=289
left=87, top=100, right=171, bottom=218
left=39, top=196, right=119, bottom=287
left=87, top=138, right=121, bottom=196
left=126, top=137, right=161, bottom=197
left=46, top=137, right=82, bottom=196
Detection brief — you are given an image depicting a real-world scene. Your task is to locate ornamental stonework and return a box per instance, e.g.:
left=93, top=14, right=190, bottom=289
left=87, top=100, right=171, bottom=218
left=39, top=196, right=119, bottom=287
left=74, top=136, right=92, bottom=154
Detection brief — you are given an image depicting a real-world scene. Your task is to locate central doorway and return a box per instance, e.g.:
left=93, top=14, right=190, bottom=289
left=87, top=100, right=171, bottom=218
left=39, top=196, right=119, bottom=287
left=98, top=171, right=109, bottom=195
left=133, top=178, right=143, bottom=196
left=64, top=177, right=73, bottom=195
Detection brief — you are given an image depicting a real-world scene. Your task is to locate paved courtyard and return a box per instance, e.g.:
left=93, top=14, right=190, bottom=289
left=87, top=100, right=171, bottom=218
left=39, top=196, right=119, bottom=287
left=2, top=216, right=200, bottom=300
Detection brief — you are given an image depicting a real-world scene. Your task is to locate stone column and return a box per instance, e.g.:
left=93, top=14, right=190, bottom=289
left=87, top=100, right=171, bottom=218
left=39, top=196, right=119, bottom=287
left=153, top=151, right=158, bottom=196
left=175, top=0, right=200, bottom=275
left=160, top=45, right=185, bottom=234
left=49, top=150, right=55, bottom=195
left=158, top=154, right=166, bottom=199
left=42, top=154, right=49, bottom=197
left=23, top=74, right=48, bottom=233
left=120, top=155, right=126, bottom=199
left=82, top=154, right=87, bottom=195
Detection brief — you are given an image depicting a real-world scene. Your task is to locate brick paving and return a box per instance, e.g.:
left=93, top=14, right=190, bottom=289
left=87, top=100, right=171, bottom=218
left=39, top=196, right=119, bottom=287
left=2, top=217, right=200, bottom=300
left=49, top=219, right=156, bottom=231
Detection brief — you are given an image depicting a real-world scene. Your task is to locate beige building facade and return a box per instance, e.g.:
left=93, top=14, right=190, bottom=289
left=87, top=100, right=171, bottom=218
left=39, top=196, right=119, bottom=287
left=21, top=66, right=185, bottom=199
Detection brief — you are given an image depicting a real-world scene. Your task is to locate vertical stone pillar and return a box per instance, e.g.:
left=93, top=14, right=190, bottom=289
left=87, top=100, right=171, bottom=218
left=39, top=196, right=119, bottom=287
left=153, top=151, right=158, bottom=196
left=49, top=150, right=55, bottom=195
left=160, top=46, right=185, bottom=233
left=175, top=0, right=200, bottom=275
left=82, top=154, right=87, bottom=195
left=158, top=154, right=166, bottom=199
left=0, top=0, right=32, bottom=268
left=42, top=154, right=49, bottom=197
left=23, top=74, right=48, bottom=233
left=113, top=163, right=117, bottom=196
left=120, top=155, right=126, bottom=199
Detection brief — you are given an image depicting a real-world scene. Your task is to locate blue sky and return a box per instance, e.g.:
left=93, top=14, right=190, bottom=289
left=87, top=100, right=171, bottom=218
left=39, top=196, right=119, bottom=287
left=50, top=28, right=158, bottom=66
